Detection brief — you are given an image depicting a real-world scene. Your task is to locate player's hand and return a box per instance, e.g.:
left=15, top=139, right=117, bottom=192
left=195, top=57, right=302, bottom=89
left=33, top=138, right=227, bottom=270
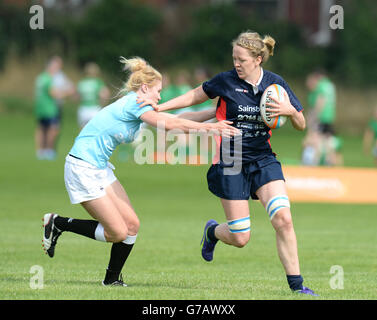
left=265, top=91, right=296, bottom=117
left=208, top=120, right=241, bottom=138
left=136, top=97, right=159, bottom=111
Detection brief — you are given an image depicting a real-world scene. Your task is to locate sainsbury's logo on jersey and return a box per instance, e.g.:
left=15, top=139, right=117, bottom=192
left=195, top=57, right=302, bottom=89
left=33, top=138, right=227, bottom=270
left=238, top=104, right=260, bottom=113
left=235, top=88, right=249, bottom=93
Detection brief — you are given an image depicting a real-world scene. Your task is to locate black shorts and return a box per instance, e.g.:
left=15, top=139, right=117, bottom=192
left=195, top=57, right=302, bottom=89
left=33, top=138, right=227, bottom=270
left=38, top=116, right=60, bottom=129
left=318, top=123, right=335, bottom=135
left=207, top=154, right=285, bottom=200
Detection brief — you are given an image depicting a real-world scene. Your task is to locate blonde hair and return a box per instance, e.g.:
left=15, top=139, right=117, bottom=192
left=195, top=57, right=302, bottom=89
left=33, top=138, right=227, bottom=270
left=232, top=31, right=276, bottom=64
left=119, top=56, right=162, bottom=95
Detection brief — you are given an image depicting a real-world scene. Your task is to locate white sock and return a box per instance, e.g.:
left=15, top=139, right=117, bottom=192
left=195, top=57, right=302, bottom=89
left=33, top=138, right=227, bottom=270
left=94, top=223, right=106, bottom=242
left=122, top=234, right=137, bottom=245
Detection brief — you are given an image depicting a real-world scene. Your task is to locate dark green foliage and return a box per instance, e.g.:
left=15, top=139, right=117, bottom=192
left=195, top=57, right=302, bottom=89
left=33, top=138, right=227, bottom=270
left=330, top=0, right=377, bottom=85
left=0, top=1, right=67, bottom=64
left=71, top=0, right=161, bottom=74
left=1, top=0, right=377, bottom=85
left=175, top=4, right=247, bottom=69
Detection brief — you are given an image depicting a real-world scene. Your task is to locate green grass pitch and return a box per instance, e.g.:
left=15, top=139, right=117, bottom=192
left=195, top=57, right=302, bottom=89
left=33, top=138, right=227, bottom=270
left=0, top=110, right=376, bottom=300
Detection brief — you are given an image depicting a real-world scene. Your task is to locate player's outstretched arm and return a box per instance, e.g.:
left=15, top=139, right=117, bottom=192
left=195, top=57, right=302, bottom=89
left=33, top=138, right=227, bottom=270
left=140, top=110, right=239, bottom=137
left=158, top=85, right=209, bottom=112
left=154, top=107, right=215, bottom=122
left=137, top=85, right=209, bottom=112
left=176, top=107, right=216, bottom=122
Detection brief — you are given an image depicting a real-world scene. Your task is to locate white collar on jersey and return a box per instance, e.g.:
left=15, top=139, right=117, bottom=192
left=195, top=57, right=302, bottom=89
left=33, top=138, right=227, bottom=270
left=245, top=68, right=264, bottom=95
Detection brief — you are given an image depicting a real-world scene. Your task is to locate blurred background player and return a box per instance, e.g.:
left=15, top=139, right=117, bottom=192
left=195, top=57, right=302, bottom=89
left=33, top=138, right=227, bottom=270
left=192, top=66, right=215, bottom=113
left=34, top=56, right=73, bottom=160
left=307, top=69, right=336, bottom=138
left=159, top=72, right=178, bottom=105
left=160, top=69, right=193, bottom=113
left=302, top=68, right=339, bottom=166
left=363, top=106, right=377, bottom=166
left=301, top=131, right=320, bottom=166
left=189, top=66, right=216, bottom=163
left=157, top=70, right=194, bottom=162
left=301, top=123, right=343, bottom=166
left=76, top=62, right=110, bottom=129
left=52, top=57, right=75, bottom=152
left=174, top=69, right=193, bottom=106
left=170, top=69, right=194, bottom=162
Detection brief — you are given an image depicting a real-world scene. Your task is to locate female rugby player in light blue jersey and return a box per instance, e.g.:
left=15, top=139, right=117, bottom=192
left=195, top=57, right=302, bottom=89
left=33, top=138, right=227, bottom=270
left=42, top=57, right=239, bottom=287
left=140, top=31, right=317, bottom=296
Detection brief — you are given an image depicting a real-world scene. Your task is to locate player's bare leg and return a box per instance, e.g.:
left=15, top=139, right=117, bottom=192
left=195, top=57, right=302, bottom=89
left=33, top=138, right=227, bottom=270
left=271, top=208, right=300, bottom=274
left=105, top=180, right=140, bottom=237
left=216, top=199, right=250, bottom=247
left=43, top=184, right=139, bottom=287
left=255, top=180, right=299, bottom=274
left=256, top=180, right=317, bottom=295
left=201, top=199, right=250, bottom=262
left=44, top=124, right=59, bottom=160
left=83, top=181, right=140, bottom=286
left=81, top=195, right=128, bottom=243
left=35, top=126, right=46, bottom=159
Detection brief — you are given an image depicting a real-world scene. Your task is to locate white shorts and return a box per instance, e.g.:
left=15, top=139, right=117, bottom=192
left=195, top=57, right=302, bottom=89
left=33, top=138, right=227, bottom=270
left=77, top=106, right=101, bottom=128
left=64, top=155, right=117, bottom=204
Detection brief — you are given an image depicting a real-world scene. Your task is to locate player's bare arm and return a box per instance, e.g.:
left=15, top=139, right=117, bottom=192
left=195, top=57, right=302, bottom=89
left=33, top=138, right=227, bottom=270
left=176, top=107, right=216, bottom=122
left=137, top=85, right=209, bottom=112
left=140, top=110, right=239, bottom=137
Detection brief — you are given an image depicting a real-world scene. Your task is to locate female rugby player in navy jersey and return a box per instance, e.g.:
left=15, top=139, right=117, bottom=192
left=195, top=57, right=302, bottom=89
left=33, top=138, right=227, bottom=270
left=140, top=31, right=317, bottom=296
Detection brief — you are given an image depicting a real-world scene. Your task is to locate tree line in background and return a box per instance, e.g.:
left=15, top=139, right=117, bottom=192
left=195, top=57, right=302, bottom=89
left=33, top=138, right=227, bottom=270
left=0, top=0, right=377, bottom=86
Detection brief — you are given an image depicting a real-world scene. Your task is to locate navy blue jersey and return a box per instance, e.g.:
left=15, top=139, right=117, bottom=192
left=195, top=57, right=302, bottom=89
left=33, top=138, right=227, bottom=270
left=202, top=68, right=303, bottom=164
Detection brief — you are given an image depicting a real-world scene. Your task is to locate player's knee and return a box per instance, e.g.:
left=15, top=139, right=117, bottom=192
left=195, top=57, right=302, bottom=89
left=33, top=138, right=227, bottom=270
left=265, top=195, right=291, bottom=221
left=272, top=210, right=293, bottom=232
left=232, top=232, right=250, bottom=248
left=126, top=215, right=140, bottom=234
left=227, top=216, right=251, bottom=248
left=107, top=226, right=128, bottom=243
left=114, top=231, right=128, bottom=243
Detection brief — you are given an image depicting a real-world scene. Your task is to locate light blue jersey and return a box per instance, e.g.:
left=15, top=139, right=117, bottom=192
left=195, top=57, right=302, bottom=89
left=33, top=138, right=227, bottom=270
left=69, top=92, right=153, bottom=169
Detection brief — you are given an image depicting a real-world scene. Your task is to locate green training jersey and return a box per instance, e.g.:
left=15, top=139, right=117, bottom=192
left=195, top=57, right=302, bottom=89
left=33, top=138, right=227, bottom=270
left=160, top=84, right=178, bottom=104
left=77, top=77, right=105, bottom=108
left=368, top=119, right=377, bottom=140
left=34, top=72, right=58, bottom=119
left=172, top=84, right=193, bottom=113
left=308, top=77, right=336, bottom=124
left=160, top=84, right=193, bottom=114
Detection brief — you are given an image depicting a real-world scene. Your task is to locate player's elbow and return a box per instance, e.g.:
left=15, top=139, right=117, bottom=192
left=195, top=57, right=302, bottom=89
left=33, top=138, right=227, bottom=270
left=164, top=118, right=176, bottom=131
left=296, top=121, right=306, bottom=131
left=300, top=118, right=306, bottom=131
left=292, top=112, right=306, bottom=131
left=164, top=118, right=185, bottom=132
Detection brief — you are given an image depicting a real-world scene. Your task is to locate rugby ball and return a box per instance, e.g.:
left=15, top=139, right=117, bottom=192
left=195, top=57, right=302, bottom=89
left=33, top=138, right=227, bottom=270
left=260, top=84, right=287, bottom=129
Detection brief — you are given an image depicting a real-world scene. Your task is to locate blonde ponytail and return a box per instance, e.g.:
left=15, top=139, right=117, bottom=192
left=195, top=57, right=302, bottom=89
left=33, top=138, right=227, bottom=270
left=118, top=56, right=161, bottom=95
left=262, top=35, right=275, bottom=60
left=120, top=56, right=147, bottom=73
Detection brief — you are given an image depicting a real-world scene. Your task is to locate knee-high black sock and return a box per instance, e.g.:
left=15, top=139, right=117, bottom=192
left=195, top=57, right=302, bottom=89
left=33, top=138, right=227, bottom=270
left=104, top=242, right=134, bottom=284
left=54, top=216, right=98, bottom=240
